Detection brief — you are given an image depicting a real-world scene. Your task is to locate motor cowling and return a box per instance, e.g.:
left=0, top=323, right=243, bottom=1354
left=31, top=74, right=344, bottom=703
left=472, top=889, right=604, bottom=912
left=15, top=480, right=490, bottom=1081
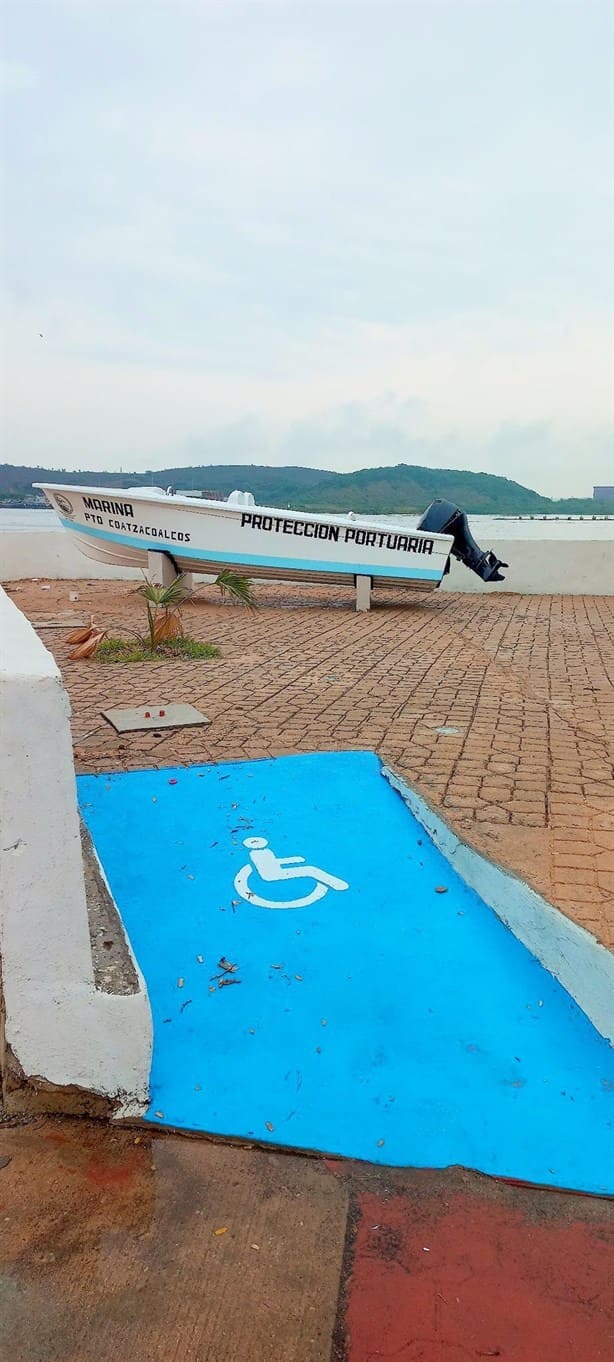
left=416, top=499, right=508, bottom=583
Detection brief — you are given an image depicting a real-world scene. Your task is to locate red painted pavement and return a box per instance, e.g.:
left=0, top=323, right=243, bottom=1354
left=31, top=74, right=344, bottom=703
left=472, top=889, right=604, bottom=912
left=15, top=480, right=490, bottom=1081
left=340, top=1187, right=614, bottom=1362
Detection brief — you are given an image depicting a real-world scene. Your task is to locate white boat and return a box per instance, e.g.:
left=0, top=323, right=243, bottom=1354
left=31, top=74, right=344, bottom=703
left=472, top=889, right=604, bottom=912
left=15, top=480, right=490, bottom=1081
left=34, top=483, right=507, bottom=604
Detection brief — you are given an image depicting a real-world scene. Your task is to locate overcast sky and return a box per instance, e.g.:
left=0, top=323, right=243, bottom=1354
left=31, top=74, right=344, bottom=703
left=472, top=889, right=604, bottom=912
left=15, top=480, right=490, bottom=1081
left=2, top=0, right=613, bottom=496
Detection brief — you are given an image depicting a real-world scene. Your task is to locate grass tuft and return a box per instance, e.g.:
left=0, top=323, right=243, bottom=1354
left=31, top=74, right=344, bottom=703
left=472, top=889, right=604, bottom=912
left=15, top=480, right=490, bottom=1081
left=96, top=637, right=220, bottom=663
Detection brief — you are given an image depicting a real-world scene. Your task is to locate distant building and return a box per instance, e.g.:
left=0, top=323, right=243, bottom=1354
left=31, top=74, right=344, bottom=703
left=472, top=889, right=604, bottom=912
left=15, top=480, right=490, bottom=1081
left=593, top=486, right=614, bottom=502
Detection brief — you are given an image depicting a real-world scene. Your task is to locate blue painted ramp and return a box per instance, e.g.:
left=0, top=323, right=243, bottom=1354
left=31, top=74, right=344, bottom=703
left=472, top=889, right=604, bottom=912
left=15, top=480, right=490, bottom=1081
left=78, top=752, right=614, bottom=1195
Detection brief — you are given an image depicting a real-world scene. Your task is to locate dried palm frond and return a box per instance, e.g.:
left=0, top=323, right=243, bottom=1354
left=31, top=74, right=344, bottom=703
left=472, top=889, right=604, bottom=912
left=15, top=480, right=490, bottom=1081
left=69, top=630, right=106, bottom=660
left=66, top=616, right=95, bottom=645
left=152, top=610, right=184, bottom=644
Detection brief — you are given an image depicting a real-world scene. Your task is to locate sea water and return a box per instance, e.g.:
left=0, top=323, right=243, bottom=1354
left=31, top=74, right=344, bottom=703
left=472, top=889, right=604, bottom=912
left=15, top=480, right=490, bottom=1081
left=1, top=508, right=613, bottom=541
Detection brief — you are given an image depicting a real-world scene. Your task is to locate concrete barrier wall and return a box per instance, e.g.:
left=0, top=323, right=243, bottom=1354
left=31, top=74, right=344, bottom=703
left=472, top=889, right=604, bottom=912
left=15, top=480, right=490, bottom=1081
left=1, top=526, right=613, bottom=594
left=439, top=539, right=614, bottom=594
left=0, top=586, right=152, bottom=1112
left=0, top=530, right=141, bottom=581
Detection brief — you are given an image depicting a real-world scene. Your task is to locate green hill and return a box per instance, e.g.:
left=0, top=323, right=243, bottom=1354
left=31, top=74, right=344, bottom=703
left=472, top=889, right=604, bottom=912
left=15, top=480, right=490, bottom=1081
left=292, top=465, right=550, bottom=514
left=0, top=461, right=610, bottom=515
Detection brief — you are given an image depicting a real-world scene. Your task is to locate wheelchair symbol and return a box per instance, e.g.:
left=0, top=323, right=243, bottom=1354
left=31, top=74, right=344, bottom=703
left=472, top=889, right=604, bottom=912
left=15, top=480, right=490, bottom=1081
left=234, top=836, right=350, bottom=910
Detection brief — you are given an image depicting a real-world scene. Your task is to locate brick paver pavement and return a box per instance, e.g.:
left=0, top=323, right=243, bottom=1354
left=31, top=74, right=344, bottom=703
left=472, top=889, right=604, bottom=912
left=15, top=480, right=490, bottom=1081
left=8, top=579, right=614, bottom=949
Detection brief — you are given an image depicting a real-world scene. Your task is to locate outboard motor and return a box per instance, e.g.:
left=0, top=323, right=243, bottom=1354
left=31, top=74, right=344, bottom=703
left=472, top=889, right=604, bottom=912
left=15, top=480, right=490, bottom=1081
left=417, top=499, right=507, bottom=583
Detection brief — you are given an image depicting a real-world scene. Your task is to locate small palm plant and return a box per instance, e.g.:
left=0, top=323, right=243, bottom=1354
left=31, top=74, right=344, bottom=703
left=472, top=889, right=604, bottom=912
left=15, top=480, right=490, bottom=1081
left=137, top=575, right=187, bottom=653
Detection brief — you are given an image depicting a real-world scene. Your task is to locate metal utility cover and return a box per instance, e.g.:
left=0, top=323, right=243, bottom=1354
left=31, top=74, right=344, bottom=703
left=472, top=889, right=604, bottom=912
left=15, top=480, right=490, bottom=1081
left=102, top=704, right=210, bottom=733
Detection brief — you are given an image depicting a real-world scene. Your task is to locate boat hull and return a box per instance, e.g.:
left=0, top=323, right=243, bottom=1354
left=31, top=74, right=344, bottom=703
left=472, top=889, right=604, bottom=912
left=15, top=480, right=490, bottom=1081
left=35, top=485, right=453, bottom=591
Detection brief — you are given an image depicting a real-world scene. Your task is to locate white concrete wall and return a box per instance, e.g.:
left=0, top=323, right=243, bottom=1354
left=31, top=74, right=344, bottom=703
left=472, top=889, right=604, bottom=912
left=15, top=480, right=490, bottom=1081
left=0, top=586, right=152, bottom=1111
left=0, top=530, right=140, bottom=581
left=1, top=526, right=613, bottom=594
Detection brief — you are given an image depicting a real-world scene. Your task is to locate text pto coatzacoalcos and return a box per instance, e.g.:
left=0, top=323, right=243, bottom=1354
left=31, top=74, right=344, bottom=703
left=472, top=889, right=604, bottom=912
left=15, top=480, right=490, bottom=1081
left=81, top=497, right=192, bottom=543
